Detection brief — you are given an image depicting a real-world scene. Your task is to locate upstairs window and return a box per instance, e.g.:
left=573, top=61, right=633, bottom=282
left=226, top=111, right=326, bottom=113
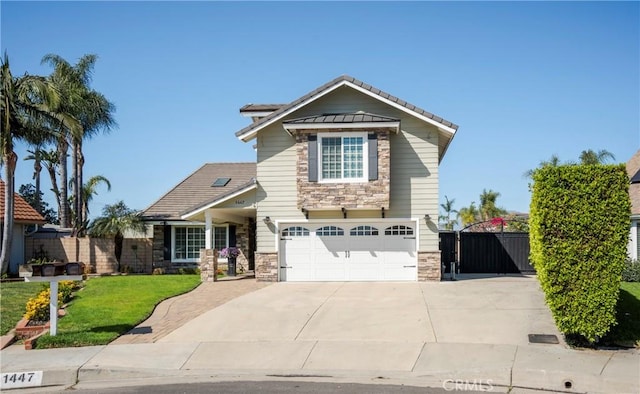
left=318, top=133, right=368, bottom=182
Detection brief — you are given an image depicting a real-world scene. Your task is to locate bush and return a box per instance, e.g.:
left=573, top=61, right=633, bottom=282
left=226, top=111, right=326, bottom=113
left=622, top=258, right=640, bottom=282
left=177, top=267, right=200, bottom=275
left=530, top=164, right=631, bottom=343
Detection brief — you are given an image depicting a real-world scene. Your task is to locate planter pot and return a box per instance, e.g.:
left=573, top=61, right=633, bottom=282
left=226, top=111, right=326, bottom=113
left=65, top=262, right=84, bottom=275
left=41, top=264, right=55, bottom=277
left=227, top=257, right=237, bottom=277
left=53, top=262, right=66, bottom=276
left=31, top=265, right=43, bottom=277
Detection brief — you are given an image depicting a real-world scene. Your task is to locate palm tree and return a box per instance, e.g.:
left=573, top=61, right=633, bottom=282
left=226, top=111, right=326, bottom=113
left=77, top=175, right=110, bottom=231
left=439, top=195, right=458, bottom=230
left=479, top=189, right=505, bottom=221
left=459, top=202, right=479, bottom=227
left=39, top=148, right=62, bottom=223
left=89, top=201, right=145, bottom=272
left=579, top=149, right=616, bottom=165
left=0, top=53, right=64, bottom=275
left=41, top=54, right=115, bottom=231
left=523, top=154, right=562, bottom=178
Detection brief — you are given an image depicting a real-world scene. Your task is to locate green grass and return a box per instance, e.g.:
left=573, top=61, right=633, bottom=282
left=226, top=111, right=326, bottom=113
left=0, top=281, right=43, bottom=335
left=603, top=282, right=640, bottom=347
left=7, top=275, right=200, bottom=349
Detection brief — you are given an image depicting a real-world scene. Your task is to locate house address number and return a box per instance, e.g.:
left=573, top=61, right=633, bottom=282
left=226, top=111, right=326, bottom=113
left=1, top=371, right=43, bottom=389
left=235, top=200, right=245, bottom=205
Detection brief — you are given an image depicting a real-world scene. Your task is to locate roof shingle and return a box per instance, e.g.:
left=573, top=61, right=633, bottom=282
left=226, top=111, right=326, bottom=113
left=142, top=163, right=256, bottom=221
left=235, top=75, right=459, bottom=139
left=0, top=180, right=46, bottom=224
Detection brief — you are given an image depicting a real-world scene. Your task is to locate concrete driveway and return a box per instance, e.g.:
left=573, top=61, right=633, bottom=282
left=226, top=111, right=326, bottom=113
left=158, top=275, right=562, bottom=346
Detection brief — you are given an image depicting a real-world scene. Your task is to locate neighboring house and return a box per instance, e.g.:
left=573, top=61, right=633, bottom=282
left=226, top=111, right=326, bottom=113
left=0, top=179, right=46, bottom=275
left=144, top=75, right=458, bottom=281
left=627, top=149, right=640, bottom=260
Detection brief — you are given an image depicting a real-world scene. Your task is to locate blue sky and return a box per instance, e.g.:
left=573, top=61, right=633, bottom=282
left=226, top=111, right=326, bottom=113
left=2, top=1, right=639, bottom=221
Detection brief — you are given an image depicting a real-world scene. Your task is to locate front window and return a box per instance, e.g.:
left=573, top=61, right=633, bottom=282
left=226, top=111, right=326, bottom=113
left=173, top=227, right=205, bottom=261
left=173, top=225, right=228, bottom=262
left=319, top=132, right=367, bottom=182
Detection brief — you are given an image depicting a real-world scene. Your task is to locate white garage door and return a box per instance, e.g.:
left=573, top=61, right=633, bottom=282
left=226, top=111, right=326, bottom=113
left=279, top=221, right=417, bottom=282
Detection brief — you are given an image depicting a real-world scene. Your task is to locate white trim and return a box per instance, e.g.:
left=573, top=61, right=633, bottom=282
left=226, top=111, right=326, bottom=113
left=283, top=121, right=400, bottom=134
left=345, top=82, right=457, bottom=135
left=237, top=79, right=456, bottom=142
left=240, top=111, right=275, bottom=118
left=180, top=183, right=257, bottom=219
left=146, top=220, right=205, bottom=226
left=317, top=132, right=368, bottom=183
left=629, top=220, right=638, bottom=260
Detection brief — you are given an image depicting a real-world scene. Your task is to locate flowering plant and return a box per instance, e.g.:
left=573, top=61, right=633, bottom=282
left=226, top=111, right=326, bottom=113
left=220, top=247, right=241, bottom=258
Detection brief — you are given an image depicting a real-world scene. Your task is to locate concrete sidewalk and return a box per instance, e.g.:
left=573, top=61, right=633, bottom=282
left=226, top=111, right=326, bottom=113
left=1, top=339, right=638, bottom=393
left=1, top=278, right=638, bottom=393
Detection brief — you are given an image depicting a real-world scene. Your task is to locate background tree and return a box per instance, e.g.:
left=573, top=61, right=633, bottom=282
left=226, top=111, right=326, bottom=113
left=479, top=189, right=506, bottom=221
left=41, top=53, right=115, bottom=232
left=89, top=201, right=145, bottom=272
left=458, top=202, right=479, bottom=227
left=579, top=149, right=616, bottom=165
left=18, top=183, right=57, bottom=223
left=439, top=195, right=458, bottom=230
left=0, top=53, right=64, bottom=275
left=76, top=175, right=110, bottom=232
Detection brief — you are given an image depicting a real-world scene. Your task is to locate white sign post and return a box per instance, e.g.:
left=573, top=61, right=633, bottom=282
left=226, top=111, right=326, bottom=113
left=24, top=275, right=82, bottom=336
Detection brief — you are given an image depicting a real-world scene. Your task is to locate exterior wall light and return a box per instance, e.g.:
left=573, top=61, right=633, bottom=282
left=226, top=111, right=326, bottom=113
left=263, top=216, right=271, bottom=223
left=424, top=214, right=431, bottom=221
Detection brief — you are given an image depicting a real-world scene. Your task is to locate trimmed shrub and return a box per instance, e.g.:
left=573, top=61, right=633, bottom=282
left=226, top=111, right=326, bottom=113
left=530, top=164, right=631, bottom=343
left=622, top=258, right=640, bottom=282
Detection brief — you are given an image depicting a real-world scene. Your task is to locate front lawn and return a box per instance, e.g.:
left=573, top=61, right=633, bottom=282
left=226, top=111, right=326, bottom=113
left=603, top=282, right=640, bottom=347
left=1, top=275, right=200, bottom=349
left=0, top=281, right=43, bottom=335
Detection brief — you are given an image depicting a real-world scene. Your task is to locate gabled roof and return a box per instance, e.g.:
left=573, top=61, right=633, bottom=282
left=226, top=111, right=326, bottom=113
left=0, top=180, right=46, bottom=224
left=627, top=149, right=640, bottom=216
left=239, top=104, right=287, bottom=113
left=235, top=75, right=459, bottom=153
left=142, top=163, right=256, bottom=221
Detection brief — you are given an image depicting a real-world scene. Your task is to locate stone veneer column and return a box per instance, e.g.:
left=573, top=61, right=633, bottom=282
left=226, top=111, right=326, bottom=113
left=255, top=252, right=278, bottom=282
left=418, top=251, right=441, bottom=281
left=152, top=225, right=165, bottom=267
left=199, top=249, right=218, bottom=282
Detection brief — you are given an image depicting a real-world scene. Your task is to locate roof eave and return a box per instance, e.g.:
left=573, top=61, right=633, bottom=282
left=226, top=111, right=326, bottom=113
left=283, top=121, right=401, bottom=135
left=180, top=182, right=257, bottom=220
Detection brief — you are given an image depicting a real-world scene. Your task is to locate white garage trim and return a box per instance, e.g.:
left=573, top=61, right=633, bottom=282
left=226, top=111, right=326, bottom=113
left=277, top=219, right=419, bottom=282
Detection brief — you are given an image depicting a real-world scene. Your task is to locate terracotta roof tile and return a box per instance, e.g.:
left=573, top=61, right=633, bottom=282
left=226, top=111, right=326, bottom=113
left=0, top=180, right=46, bottom=224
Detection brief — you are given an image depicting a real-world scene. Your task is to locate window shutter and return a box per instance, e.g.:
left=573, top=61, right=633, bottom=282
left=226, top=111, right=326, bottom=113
left=163, top=225, right=171, bottom=260
left=308, top=135, right=318, bottom=182
left=229, top=225, right=237, bottom=247
left=368, top=133, right=378, bottom=181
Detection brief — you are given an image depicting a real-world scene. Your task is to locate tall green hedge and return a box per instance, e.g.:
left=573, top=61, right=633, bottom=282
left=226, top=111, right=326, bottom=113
left=529, top=164, right=630, bottom=343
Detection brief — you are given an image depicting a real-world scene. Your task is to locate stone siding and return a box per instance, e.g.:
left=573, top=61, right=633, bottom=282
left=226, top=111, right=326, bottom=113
left=199, top=248, right=218, bottom=282
left=296, top=130, right=391, bottom=209
left=255, top=252, right=278, bottom=282
left=152, top=225, right=167, bottom=268
left=418, top=251, right=441, bottom=282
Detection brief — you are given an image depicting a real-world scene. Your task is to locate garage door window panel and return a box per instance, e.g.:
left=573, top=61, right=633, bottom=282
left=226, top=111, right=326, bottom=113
left=384, top=225, right=414, bottom=236
left=316, top=226, right=344, bottom=236
left=282, top=226, right=310, bottom=237
left=350, top=225, right=379, bottom=236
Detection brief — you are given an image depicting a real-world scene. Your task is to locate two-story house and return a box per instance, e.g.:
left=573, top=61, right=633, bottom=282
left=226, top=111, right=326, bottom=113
left=142, top=75, right=458, bottom=281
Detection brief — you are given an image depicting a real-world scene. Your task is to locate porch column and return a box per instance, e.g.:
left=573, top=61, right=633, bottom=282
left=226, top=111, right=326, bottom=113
left=205, top=210, right=213, bottom=250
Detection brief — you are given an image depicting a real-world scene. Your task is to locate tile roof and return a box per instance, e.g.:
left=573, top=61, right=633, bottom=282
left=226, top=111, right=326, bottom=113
left=0, top=180, right=46, bottom=224
left=284, top=112, right=399, bottom=125
left=627, top=149, right=640, bottom=215
left=142, top=163, right=256, bottom=221
left=235, top=75, right=459, bottom=139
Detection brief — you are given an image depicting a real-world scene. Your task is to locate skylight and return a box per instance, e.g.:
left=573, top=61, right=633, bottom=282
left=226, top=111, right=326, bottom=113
left=632, top=169, right=640, bottom=184
left=212, top=177, right=231, bottom=187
